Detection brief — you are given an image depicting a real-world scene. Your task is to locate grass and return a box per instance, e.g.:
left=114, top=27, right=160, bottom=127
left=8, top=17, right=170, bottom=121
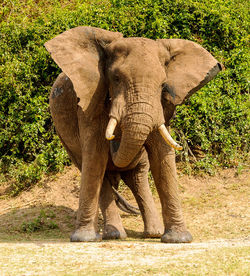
left=0, top=205, right=74, bottom=241
left=0, top=242, right=249, bottom=275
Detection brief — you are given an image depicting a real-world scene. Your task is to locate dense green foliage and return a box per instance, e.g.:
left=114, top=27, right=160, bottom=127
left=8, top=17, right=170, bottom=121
left=0, top=0, right=249, bottom=193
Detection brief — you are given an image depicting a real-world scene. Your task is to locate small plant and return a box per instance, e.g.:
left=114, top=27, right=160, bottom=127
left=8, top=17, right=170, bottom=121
left=21, top=209, right=58, bottom=233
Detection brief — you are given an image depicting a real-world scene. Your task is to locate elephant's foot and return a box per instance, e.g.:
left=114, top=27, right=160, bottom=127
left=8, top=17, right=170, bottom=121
left=102, top=224, right=127, bottom=240
left=70, top=227, right=102, bottom=242
left=143, top=224, right=164, bottom=238
left=161, top=228, right=193, bottom=243
left=143, top=230, right=162, bottom=238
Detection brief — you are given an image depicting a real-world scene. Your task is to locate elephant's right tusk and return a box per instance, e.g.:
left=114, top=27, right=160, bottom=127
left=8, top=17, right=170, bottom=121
left=105, top=117, right=117, bottom=140
left=159, top=124, right=183, bottom=151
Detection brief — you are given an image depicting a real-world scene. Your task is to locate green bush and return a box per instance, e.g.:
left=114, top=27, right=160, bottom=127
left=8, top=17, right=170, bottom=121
left=21, top=209, right=58, bottom=233
left=0, top=0, right=249, bottom=193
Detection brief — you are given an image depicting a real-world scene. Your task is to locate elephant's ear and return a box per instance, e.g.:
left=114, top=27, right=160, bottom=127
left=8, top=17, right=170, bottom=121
left=158, top=39, right=223, bottom=106
left=45, top=26, right=123, bottom=114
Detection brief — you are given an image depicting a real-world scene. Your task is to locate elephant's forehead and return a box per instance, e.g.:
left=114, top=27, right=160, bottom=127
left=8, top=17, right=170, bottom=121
left=124, top=37, right=155, bottom=44
left=111, top=37, right=157, bottom=53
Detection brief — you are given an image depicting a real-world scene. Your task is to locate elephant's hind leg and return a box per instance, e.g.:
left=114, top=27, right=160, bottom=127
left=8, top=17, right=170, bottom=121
left=100, top=174, right=127, bottom=239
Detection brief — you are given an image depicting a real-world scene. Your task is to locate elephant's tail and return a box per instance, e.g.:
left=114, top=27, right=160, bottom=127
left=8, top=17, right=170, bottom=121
left=112, top=187, right=140, bottom=215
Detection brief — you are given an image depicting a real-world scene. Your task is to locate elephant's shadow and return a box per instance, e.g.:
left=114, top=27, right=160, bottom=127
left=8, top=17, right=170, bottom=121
left=0, top=204, right=144, bottom=241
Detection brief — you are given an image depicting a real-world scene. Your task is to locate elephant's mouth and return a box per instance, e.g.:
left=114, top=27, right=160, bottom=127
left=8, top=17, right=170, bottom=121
left=106, top=116, right=182, bottom=150
left=109, top=139, right=145, bottom=170
left=105, top=116, right=182, bottom=167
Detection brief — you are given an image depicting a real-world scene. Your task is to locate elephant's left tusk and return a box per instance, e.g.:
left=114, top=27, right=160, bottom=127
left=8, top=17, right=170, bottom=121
left=105, top=117, right=117, bottom=140
left=159, top=124, right=183, bottom=151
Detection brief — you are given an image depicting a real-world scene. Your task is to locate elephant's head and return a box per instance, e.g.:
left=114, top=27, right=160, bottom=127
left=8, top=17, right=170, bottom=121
left=45, top=26, right=222, bottom=168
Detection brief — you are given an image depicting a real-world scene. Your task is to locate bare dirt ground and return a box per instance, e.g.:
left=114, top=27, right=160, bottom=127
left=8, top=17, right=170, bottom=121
left=0, top=166, right=249, bottom=275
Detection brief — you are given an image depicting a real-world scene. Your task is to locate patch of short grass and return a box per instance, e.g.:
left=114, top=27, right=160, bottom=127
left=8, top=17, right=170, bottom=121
left=0, top=205, right=75, bottom=242
left=0, top=242, right=249, bottom=275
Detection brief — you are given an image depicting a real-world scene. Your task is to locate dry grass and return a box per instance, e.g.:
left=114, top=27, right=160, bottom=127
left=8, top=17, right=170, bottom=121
left=0, top=240, right=249, bottom=275
left=0, top=166, right=249, bottom=275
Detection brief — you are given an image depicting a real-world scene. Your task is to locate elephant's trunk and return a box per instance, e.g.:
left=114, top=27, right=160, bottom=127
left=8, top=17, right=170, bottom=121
left=111, top=101, right=153, bottom=168
left=107, top=84, right=183, bottom=168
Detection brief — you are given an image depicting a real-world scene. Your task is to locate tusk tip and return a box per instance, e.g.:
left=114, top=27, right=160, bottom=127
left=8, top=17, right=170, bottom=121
left=175, top=145, right=183, bottom=151
left=158, top=124, right=183, bottom=151
left=106, top=135, right=115, bottom=141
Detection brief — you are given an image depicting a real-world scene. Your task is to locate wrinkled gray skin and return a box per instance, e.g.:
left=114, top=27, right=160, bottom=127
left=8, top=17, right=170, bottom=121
left=46, top=26, right=222, bottom=243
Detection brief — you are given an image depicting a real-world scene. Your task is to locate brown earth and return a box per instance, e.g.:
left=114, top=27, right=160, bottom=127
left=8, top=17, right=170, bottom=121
left=0, top=166, right=249, bottom=241
left=0, top=166, right=249, bottom=275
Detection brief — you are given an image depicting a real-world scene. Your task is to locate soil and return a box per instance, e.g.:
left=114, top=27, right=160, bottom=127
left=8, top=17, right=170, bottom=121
left=0, top=166, right=249, bottom=275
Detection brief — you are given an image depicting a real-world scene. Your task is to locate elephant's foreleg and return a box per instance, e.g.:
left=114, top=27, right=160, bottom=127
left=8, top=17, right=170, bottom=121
left=121, top=151, right=163, bottom=238
left=70, top=114, right=109, bottom=242
left=100, top=175, right=127, bottom=239
left=146, top=131, right=193, bottom=243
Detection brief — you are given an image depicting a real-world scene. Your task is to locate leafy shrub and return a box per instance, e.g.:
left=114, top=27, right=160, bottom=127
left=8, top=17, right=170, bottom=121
left=21, top=209, right=58, bottom=233
left=0, top=0, right=249, bottom=192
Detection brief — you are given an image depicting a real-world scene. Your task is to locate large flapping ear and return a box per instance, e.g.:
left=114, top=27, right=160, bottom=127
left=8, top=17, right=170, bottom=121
left=158, top=39, right=223, bottom=106
left=45, top=26, right=123, bottom=114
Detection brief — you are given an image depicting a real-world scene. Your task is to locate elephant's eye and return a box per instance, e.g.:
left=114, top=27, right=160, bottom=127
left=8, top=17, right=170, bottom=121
left=113, top=74, right=120, bottom=83
left=162, top=83, right=169, bottom=93
left=164, top=57, right=171, bottom=66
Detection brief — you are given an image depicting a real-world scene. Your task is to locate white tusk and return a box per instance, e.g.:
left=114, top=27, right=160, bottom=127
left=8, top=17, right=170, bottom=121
left=105, top=117, right=117, bottom=140
left=159, top=124, right=183, bottom=151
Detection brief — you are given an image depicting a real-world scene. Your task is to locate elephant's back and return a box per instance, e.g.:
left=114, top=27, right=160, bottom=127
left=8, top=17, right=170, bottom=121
left=50, top=72, right=82, bottom=169
left=50, top=72, right=78, bottom=112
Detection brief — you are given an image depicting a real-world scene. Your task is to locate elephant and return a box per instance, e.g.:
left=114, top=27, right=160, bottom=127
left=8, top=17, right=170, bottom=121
left=49, top=72, right=163, bottom=240
left=45, top=26, right=222, bottom=243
